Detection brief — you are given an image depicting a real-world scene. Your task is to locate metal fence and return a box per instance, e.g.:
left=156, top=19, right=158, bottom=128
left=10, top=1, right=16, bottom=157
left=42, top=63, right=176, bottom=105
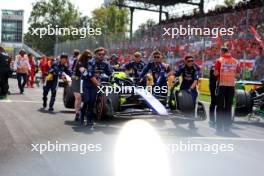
left=54, top=6, right=264, bottom=59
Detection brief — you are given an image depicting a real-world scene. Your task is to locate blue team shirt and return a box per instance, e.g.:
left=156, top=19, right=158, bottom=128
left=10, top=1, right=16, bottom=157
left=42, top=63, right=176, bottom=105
left=175, top=64, right=199, bottom=90
left=124, top=60, right=146, bottom=78
left=83, top=58, right=112, bottom=88
left=48, top=61, right=72, bottom=80
left=140, top=62, right=168, bottom=85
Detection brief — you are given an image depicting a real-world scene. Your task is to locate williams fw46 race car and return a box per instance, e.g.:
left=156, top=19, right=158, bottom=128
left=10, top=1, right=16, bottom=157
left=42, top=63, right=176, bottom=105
left=63, top=72, right=207, bottom=121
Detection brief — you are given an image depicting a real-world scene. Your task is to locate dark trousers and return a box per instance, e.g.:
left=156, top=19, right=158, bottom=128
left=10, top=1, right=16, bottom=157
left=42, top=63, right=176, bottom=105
left=209, top=84, right=217, bottom=123
left=17, top=73, right=28, bottom=93
left=0, top=73, right=9, bottom=96
left=188, top=88, right=198, bottom=125
left=43, top=80, right=58, bottom=108
left=216, top=86, right=235, bottom=129
left=81, top=88, right=97, bottom=124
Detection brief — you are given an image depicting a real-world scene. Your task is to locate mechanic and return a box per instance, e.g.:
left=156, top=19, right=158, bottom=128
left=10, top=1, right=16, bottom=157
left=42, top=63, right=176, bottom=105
left=209, top=63, right=217, bottom=126
left=123, top=52, right=146, bottom=86
left=214, top=48, right=240, bottom=132
left=0, top=47, right=11, bottom=99
left=14, top=49, right=31, bottom=94
left=109, top=54, right=122, bottom=71
left=140, top=50, right=170, bottom=94
left=174, top=55, right=199, bottom=129
left=71, top=50, right=93, bottom=121
left=81, top=47, right=112, bottom=127
left=194, top=63, right=201, bottom=78
left=42, top=53, right=72, bottom=111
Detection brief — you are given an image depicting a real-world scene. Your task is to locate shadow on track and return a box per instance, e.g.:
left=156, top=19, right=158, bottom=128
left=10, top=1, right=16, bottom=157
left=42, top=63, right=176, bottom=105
left=64, top=118, right=130, bottom=135
left=37, top=108, right=57, bottom=115
left=59, top=110, right=75, bottom=114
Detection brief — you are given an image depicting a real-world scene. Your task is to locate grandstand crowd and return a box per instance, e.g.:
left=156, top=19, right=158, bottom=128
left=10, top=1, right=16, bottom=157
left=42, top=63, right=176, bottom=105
left=110, top=0, right=264, bottom=80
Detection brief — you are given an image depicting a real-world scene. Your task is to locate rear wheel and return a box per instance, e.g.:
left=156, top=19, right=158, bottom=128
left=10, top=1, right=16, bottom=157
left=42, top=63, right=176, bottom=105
left=235, top=90, right=253, bottom=117
left=96, top=91, right=120, bottom=120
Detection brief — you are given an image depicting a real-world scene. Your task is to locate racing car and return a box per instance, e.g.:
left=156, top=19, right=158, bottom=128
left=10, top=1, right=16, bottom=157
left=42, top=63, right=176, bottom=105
left=234, top=79, right=264, bottom=121
left=63, top=71, right=207, bottom=121
left=63, top=72, right=168, bottom=118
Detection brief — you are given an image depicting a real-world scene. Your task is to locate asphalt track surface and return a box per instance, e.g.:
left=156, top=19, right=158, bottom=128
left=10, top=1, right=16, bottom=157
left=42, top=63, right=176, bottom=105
left=0, top=79, right=264, bottom=176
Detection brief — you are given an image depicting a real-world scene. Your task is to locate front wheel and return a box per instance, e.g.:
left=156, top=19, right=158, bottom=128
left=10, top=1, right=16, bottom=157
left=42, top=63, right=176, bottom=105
left=196, top=102, right=207, bottom=121
left=63, top=84, right=75, bottom=109
left=95, top=92, right=120, bottom=121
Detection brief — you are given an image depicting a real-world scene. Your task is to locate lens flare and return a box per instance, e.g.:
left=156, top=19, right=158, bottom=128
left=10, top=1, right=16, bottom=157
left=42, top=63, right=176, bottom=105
left=114, top=119, right=170, bottom=176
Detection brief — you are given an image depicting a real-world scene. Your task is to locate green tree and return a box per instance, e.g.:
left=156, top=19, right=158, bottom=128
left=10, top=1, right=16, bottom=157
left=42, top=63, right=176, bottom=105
left=214, top=4, right=226, bottom=11
left=89, top=4, right=129, bottom=46
left=134, top=19, right=157, bottom=38
left=224, top=0, right=236, bottom=7
left=24, top=0, right=82, bottom=55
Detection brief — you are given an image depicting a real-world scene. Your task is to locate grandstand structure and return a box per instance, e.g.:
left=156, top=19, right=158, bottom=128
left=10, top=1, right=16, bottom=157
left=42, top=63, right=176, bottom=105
left=111, top=0, right=205, bottom=39
left=56, top=0, right=264, bottom=79
left=110, top=0, right=264, bottom=64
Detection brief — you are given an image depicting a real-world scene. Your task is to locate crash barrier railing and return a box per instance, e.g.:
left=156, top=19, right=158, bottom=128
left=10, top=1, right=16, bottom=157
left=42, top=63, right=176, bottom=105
left=198, top=78, right=262, bottom=95
left=198, top=78, right=210, bottom=95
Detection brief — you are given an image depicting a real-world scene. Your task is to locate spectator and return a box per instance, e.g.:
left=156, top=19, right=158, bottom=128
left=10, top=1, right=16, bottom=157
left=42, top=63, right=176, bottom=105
left=69, top=49, right=80, bottom=71
left=252, top=47, right=264, bottom=80
left=39, top=55, right=49, bottom=84
left=14, top=49, right=31, bottom=94
left=27, top=53, right=36, bottom=88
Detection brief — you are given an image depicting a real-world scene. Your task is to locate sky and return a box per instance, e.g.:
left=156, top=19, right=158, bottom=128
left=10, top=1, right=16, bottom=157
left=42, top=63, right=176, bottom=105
left=0, top=0, right=236, bottom=33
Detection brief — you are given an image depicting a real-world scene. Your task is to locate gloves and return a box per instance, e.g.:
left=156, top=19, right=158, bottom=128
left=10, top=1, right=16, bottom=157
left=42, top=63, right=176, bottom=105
left=82, top=70, right=88, bottom=77
left=173, top=80, right=180, bottom=87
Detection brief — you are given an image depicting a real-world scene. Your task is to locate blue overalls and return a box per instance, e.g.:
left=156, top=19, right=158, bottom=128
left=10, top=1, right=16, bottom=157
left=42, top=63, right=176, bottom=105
left=175, top=64, right=199, bottom=105
left=111, top=61, right=122, bottom=71
left=81, top=58, right=112, bottom=124
left=43, top=61, right=71, bottom=109
left=124, top=60, right=146, bottom=86
left=140, top=62, right=168, bottom=95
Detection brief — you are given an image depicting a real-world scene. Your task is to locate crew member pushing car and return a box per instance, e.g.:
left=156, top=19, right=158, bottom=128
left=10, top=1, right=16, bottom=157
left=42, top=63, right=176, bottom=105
left=81, top=47, right=112, bottom=127
left=42, top=54, right=72, bottom=111
left=140, top=50, right=170, bottom=94
left=174, top=55, right=199, bottom=129
left=109, top=54, right=122, bottom=71
left=123, top=52, right=146, bottom=86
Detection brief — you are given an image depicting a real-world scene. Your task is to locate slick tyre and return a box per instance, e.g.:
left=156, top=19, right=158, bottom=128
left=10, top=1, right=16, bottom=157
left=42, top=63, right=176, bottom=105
left=177, top=90, right=195, bottom=113
left=235, top=90, right=253, bottom=117
left=63, top=84, right=75, bottom=109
